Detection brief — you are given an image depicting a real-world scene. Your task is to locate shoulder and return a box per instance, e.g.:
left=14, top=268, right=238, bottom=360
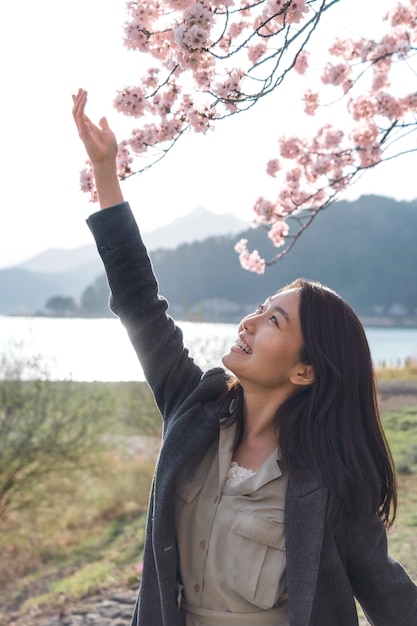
left=196, top=367, right=231, bottom=404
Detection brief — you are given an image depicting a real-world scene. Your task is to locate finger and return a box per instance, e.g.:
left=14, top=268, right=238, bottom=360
left=72, top=92, right=92, bottom=136
left=72, top=88, right=87, bottom=122
left=99, top=117, right=110, bottom=131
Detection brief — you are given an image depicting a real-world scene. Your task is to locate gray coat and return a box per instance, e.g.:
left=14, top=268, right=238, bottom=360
left=87, top=203, right=417, bottom=626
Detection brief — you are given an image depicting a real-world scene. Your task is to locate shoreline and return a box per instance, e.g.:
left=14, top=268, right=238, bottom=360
left=4, top=312, right=417, bottom=328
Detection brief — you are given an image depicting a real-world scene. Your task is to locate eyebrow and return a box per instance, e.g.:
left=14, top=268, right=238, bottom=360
left=272, top=304, right=290, bottom=323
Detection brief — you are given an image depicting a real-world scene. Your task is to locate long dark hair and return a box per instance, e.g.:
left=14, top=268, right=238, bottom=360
left=229, top=278, right=397, bottom=529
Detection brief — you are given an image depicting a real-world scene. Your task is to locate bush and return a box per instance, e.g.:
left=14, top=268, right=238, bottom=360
left=0, top=345, right=108, bottom=520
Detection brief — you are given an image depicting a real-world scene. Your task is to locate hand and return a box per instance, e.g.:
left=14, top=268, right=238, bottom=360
left=72, top=88, right=124, bottom=209
left=72, top=88, right=118, bottom=168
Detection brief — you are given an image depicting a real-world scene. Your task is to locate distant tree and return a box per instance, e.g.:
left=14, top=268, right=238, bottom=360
left=79, top=275, right=112, bottom=317
left=77, top=0, right=417, bottom=271
left=45, top=295, right=78, bottom=316
left=0, top=345, right=107, bottom=520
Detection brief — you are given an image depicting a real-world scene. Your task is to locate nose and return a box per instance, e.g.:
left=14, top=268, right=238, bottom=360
left=239, top=311, right=259, bottom=333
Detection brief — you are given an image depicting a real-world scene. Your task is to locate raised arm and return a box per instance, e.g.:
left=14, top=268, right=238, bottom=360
left=71, top=88, right=211, bottom=420
left=72, top=88, right=123, bottom=209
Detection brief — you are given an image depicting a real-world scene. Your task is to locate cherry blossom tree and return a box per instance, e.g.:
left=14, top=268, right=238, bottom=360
left=79, top=0, right=417, bottom=272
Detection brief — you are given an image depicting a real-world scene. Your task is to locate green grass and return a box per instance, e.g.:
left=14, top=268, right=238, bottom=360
left=383, top=407, right=417, bottom=475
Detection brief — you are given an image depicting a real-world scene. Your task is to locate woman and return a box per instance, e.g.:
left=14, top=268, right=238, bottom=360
left=72, top=88, right=417, bottom=626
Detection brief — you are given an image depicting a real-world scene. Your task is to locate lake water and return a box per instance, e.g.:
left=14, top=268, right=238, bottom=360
left=1, top=315, right=417, bottom=382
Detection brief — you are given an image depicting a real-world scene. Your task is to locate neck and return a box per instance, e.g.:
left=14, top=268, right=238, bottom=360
left=240, top=388, right=286, bottom=439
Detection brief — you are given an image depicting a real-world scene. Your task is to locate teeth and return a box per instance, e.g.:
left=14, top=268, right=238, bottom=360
left=235, top=338, right=252, bottom=354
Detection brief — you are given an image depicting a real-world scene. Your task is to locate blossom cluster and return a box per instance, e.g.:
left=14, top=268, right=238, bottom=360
left=80, top=0, right=324, bottom=199
left=78, top=0, right=417, bottom=277
left=238, top=0, right=417, bottom=272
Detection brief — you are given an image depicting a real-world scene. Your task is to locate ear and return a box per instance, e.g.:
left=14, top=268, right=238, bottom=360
left=290, top=363, right=315, bottom=387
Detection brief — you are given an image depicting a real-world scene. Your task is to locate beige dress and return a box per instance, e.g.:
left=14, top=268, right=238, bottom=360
left=175, top=420, right=290, bottom=626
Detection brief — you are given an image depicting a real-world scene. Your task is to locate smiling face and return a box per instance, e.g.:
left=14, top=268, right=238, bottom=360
left=222, top=289, right=313, bottom=398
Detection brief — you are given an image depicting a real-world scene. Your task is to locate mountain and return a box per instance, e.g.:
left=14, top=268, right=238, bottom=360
left=0, top=207, right=249, bottom=314
left=141, top=206, right=248, bottom=251
left=2, top=195, right=417, bottom=320
left=14, top=207, right=248, bottom=275
left=17, top=245, right=99, bottom=274
left=146, top=194, right=417, bottom=322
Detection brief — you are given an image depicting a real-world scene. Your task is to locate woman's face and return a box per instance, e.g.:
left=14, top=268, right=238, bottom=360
left=222, top=289, right=312, bottom=394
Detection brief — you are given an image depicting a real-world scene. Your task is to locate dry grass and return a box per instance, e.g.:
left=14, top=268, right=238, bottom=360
left=376, top=357, right=417, bottom=382
left=1, top=373, right=416, bottom=624
left=0, top=447, right=156, bottom=621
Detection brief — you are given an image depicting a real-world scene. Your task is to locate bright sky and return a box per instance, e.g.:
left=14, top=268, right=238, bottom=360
left=0, top=0, right=414, bottom=268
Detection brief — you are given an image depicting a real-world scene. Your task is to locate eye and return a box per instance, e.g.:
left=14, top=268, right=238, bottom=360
left=269, top=314, right=279, bottom=326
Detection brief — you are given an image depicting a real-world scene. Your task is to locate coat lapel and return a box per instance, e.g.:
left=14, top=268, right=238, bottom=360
left=285, top=468, right=328, bottom=626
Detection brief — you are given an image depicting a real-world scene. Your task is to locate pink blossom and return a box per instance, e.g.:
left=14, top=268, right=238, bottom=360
left=263, top=0, right=308, bottom=26
left=143, top=68, right=160, bottom=89
left=278, top=188, right=300, bottom=214
left=186, top=106, right=215, bottom=133
left=216, top=70, right=244, bottom=101
left=183, top=2, right=213, bottom=27
left=124, top=23, right=150, bottom=52
left=193, top=58, right=216, bottom=87
left=228, top=20, right=248, bottom=39
left=127, top=1, right=161, bottom=25
left=149, top=31, right=175, bottom=63
left=166, top=0, right=195, bottom=8
left=268, top=219, right=289, bottom=247
left=181, top=24, right=211, bottom=50
left=402, top=93, right=417, bottom=112
left=253, top=196, right=278, bottom=222
left=235, top=239, right=266, bottom=274
left=79, top=163, right=97, bottom=202
left=350, top=122, right=379, bottom=149
left=303, top=89, right=319, bottom=115
left=285, top=166, right=302, bottom=185
left=328, top=38, right=356, bottom=60
left=114, top=87, right=146, bottom=118
left=317, top=125, right=344, bottom=149
left=321, top=62, right=351, bottom=86
left=279, top=137, right=302, bottom=159
left=329, top=169, right=350, bottom=191
left=266, top=158, right=280, bottom=177
left=390, top=3, right=417, bottom=28
left=234, top=238, right=248, bottom=255
left=151, top=84, right=180, bottom=116
left=376, top=92, right=404, bottom=119
left=116, top=140, right=133, bottom=178
left=248, top=42, right=268, bottom=65
left=129, top=125, right=160, bottom=153
left=349, top=96, right=378, bottom=121
left=351, top=123, right=381, bottom=167
left=310, top=155, right=333, bottom=178
left=294, top=50, right=309, bottom=75
left=284, top=0, right=309, bottom=24
left=357, top=145, right=382, bottom=168
left=371, top=70, right=390, bottom=92
left=158, top=117, right=184, bottom=141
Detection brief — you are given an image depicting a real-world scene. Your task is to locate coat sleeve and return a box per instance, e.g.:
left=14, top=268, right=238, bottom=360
left=345, top=512, right=417, bottom=625
left=86, top=202, right=205, bottom=420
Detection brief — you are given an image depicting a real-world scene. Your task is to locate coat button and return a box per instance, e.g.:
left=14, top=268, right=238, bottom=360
left=200, top=541, right=206, bottom=550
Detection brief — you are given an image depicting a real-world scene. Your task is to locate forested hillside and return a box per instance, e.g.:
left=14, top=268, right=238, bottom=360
left=75, top=195, right=417, bottom=322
